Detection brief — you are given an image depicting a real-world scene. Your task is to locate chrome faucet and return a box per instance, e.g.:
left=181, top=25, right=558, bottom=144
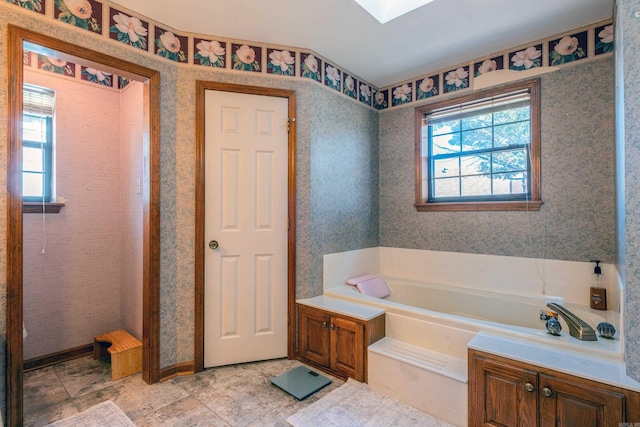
left=547, top=303, right=597, bottom=341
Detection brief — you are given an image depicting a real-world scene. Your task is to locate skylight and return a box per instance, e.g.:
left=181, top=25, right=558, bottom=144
left=353, top=0, right=436, bottom=24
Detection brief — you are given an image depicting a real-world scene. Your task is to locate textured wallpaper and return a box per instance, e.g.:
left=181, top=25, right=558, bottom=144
left=308, top=84, right=380, bottom=298
left=379, top=57, right=615, bottom=264
left=617, top=0, right=640, bottom=382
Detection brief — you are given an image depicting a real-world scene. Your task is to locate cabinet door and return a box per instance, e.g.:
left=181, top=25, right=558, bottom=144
left=469, top=353, right=538, bottom=427
left=539, top=373, right=625, bottom=427
left=298, top=306, right=330, bottom=367
left=330, top=316, right=364, bottom=381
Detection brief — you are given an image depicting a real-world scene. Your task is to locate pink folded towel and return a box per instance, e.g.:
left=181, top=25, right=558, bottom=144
left=346, top=274, right=378, bottom=286
left=356, top=276, right=391, bottom=298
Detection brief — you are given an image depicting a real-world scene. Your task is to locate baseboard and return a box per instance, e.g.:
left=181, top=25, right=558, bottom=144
left=24, top=343, right=94, bottom=372
left=159, top=361, right=195, bottom=381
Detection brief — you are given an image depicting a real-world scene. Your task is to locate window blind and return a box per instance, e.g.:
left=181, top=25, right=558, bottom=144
left=425, top=89, right=530, bottom=126
left=23, top=84, right=55, bottom=116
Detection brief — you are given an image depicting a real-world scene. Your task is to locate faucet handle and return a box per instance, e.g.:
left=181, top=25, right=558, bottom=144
left=597, top=322, right=616, bottom=339
left=546, top=318, right=562, bottom=336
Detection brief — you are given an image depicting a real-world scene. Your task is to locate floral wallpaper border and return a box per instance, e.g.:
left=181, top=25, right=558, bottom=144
left=4, top=0, right=613, bottom=112
left=24, top=50, right=132, bottom=90
left=8, top=0, right=45, bottom=13
left=380, top=21, right=613, bottom=111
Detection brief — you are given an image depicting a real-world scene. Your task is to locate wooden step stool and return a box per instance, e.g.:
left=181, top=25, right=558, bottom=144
left=94, top=330, right=142, bottom=381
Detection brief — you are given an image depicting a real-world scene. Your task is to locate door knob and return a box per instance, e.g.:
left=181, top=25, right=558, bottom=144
left=208, top=240, right=219, bottom=250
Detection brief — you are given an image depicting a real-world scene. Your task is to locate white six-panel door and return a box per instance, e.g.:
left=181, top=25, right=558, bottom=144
left=204, top=90, right=289, bottom=367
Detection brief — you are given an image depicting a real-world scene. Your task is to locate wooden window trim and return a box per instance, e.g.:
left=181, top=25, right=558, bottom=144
left=23, top=202, right=65, bottom=214
left=415, top=78, right=542, bottom=212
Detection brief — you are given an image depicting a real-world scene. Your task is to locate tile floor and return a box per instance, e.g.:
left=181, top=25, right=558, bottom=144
left=23, top=356, right=344, bottom=426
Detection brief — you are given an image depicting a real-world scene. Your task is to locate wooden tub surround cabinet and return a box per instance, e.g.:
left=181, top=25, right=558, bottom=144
left=468, top=349, right=640, bottom=427
left=296, top=296, right=385, bottom=382
left=94, top=330, right=143, bottom=381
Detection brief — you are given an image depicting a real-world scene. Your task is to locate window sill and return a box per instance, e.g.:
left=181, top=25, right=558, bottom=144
left=23, top=202, right=65, bottom=214
left=415, top=200, right=543, bottom=212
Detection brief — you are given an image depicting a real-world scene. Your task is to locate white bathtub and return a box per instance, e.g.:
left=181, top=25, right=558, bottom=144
left=325, top=278, right=621, bottom=426
left=321, top=248, right=624, bottom=426
left=326, top=277, right=621, bottom=358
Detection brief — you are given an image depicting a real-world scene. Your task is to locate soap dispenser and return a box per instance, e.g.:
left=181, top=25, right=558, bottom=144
left=590, top=260, right=607, bottom=310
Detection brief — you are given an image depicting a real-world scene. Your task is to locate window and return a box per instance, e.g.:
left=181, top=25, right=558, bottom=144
left=415, top=78, right=541, bottom=211
left=22, top=84, right=54, bottom=203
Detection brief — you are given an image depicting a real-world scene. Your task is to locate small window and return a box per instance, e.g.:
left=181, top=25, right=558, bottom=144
left=22, top=84, right=54, bottom=203
left=415, top=79, right=542, bottom=211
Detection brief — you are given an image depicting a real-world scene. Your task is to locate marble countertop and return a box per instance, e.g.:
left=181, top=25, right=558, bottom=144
left=297, top=295, right=386, bottom=321
left=468, top=331, right=640, bottom=393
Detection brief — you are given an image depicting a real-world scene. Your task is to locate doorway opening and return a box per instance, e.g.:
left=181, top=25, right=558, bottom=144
left=6, top=25, right=161, bottom=425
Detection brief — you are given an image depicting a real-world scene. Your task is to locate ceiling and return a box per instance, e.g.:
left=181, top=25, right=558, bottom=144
left=109, top=0, right=614, bottom=88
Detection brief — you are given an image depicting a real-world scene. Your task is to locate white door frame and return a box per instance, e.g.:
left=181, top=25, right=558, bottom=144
left=194, top=81, right=297, bottom=372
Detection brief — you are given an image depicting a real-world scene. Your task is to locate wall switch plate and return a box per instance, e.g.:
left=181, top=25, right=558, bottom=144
left=136, top=178, right=141, bottom=194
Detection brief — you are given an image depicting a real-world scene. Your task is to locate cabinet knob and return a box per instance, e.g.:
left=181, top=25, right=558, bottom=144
left=542, top=387, right=553, bottom=397
left=330, top=324, right=335, bottom=330
left=524, top=382, right=535, bottom=392
left=321, top=321, right=327, bottom=328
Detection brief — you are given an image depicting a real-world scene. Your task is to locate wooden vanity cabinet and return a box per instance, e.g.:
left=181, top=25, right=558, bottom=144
left=297, top=303, right=385, bottom=382
left=469, top=349, right=640, bottom=427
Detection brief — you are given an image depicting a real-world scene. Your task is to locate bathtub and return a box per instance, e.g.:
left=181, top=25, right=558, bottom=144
left=326, top=277, right=620, bottom=357
left=321, top=248, right=625, bottom=425
left=324, top=277, right=621, bottom=426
